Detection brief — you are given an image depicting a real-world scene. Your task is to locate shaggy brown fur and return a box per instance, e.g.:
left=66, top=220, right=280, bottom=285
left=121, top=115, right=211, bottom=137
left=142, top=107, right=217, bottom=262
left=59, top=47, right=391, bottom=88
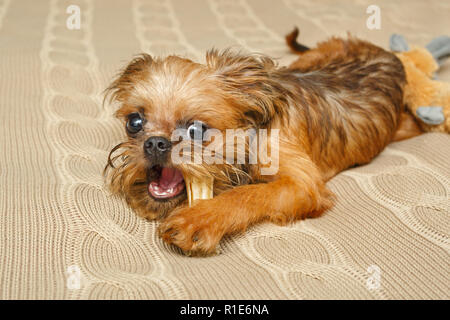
left=105, top=30, right=411, bottom=255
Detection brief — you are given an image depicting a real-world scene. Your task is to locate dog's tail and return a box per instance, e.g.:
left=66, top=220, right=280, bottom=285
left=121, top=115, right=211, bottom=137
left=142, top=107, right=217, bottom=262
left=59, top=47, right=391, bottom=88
left=285, top=27, right=310, bottom=54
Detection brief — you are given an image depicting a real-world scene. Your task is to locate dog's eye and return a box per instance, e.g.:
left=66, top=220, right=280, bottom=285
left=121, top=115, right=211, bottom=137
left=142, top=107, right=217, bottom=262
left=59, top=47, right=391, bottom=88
left=187, top=121, right=208, bottom=140
left=126, top=113, right=144, bottom=134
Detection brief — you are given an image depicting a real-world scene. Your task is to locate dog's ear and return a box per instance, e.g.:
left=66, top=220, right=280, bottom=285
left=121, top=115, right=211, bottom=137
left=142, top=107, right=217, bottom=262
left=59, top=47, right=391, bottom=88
left=104, top=54, right=154, bottom=104
left=206, top=49, right=288, bottom=127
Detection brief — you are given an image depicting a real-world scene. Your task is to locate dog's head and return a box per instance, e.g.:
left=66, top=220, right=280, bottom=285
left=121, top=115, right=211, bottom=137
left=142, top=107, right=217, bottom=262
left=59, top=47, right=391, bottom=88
left=104, top=50, right=286, bottom=218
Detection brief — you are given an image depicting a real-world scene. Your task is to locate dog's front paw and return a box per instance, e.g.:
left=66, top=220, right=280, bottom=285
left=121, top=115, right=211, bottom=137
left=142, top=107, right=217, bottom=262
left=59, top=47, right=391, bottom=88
left=158, top=204, right=224, bottom=255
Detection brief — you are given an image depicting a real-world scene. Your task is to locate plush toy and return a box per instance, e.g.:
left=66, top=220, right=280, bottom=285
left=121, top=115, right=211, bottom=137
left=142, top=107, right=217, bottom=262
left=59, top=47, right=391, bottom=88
left=390, top=34, right=450, bottom=133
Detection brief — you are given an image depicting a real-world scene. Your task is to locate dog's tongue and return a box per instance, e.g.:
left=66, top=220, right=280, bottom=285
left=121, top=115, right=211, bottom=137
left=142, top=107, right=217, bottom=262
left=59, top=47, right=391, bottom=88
left=148, top=167, right=184, bottom=199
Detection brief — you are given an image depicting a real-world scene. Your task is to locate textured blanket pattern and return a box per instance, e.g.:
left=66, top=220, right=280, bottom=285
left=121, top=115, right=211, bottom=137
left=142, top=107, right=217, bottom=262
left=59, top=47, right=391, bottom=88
left=0, top=0, right=449, bottom=299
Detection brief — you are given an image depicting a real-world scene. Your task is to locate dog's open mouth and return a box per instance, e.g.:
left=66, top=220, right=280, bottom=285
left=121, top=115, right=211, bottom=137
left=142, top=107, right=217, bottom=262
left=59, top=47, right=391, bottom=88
left=147, top=165, right=214, bottom=205
left=148, top=166, right=185, bottom=199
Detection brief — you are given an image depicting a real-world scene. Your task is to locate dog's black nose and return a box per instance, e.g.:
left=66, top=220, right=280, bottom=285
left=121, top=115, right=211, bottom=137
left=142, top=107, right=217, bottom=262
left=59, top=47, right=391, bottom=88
left=144, top=136, right=171, bottom=156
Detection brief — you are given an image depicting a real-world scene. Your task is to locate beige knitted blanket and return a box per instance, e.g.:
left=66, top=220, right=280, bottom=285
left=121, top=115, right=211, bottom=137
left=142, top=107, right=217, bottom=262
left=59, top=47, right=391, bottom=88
left=0, top=0, right=449, bottom=299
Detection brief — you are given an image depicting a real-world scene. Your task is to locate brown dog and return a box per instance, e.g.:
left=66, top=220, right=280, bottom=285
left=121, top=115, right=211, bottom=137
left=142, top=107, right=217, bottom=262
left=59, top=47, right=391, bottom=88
left=105, top=29, right=422, bottom=255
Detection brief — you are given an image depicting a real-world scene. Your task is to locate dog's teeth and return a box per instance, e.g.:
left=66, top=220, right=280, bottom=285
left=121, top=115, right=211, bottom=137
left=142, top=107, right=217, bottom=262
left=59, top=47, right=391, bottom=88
left=185, top=176, right=214, bottom=207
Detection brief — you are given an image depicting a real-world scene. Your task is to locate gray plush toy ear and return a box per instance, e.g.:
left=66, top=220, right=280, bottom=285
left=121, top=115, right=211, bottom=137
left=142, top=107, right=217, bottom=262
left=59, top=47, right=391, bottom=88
left=416, top=106, right=445, bottom=125
left=426, top=36, right=450, bottom=66
left=390, top=34, right=410, bottom=52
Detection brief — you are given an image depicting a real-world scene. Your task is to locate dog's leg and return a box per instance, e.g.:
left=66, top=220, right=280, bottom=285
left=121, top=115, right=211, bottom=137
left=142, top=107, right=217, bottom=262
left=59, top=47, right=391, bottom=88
left=159, top=153, right=334, bottom=254
left=392, top=111, right=423, bottom=141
